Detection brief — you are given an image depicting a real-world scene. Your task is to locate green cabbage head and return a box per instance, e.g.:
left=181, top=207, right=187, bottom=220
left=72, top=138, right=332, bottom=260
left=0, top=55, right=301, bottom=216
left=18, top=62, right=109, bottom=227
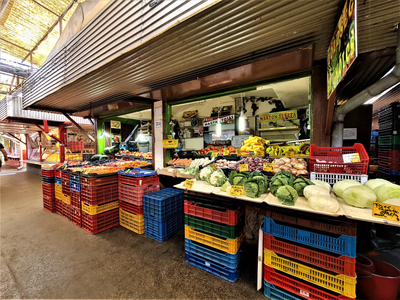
left=342, top=185, right=376, bottom=208
left=333, top=180, right=362, bottom=198
left=374, top=184, right=400, bottom=203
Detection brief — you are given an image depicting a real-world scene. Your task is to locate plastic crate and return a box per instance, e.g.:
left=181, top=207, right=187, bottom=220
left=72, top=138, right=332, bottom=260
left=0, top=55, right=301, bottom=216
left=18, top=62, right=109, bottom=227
left=43, top=195, right=56, bottom=213
left=184, top=198, right=244, bottom=226
left=119, top=182, right=160, bottom=206
left=263, top=217, right=356, bottom=257
left=62, top=202, right=71, bottom=221
left=119, top=208, right=145, bottom=234
left=119, top=200, right=143, bottom=215
left=70, top=182, right=81, bottom=192
left=378, top=135, right=400, bottom=146
left=62, top=170, right=70, bottom=181
left=55, top=185, right=63, bottom=201
left=264, top=266, right=354, bottom=300
left=185, top=251, right=242, bottom=283
left=185, top=215, right=244, bottom=240
left=81, top=183, right=119, bottom=206
left=377, top=167, right=400, bottom=176
left=42, top=176, right=55, bottom=184
left=62, top=182, right=70, bottom=196
left=263, top=234, right=356, bottom=277
left=41, top=169, right=54, bottom=177
left=310, top=172, right=368, bottom=185
left=376, top=171, right=400, bottom=184
left=145, top=212, right=184, bottom=242
left=55, top=170, right=62, bottom=178
left=82, top=209, right=119, bottom=234
left=143, top=188, right=184, bottom=222
left=185, top=226, right=245, bottom=254
left=70, top=206, right=82, bottom=227
left=70, top=190, right=81, bottom=209
left=118, top=168, right=157, bottom=177
left=264, top=249, right=356, bottom=298
left=309, top=143, right=369, bottom=174
left=264, top=208, right=357, bottom=237
left=264, top=281, right=303, bottom=300
left=70, top=172, right=81, bottom=184
left=185, top=238, right=244, bottom=269
left=378, top=156, right=400, bottom=170
left=63, top=194, right=71, bottom=204
left=378, top=149, right=400, bottom=159
left=118, top=174, right=159, bottom=187
left=55, top=177, right=62, bottom=185
left=42, top=182, right=55, bottom=198
left=55, top=199, right=63, bottom=215
left=82, top=200, right=119, bottom=215
left=81, top=174, right=118, bottom=187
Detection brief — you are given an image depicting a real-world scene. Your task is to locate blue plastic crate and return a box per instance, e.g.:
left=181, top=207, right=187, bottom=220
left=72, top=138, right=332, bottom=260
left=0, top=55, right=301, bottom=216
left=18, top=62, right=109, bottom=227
left=378, top=167, right=400, bottom=176
left=118, top=168, right=157, bottom=178
left=42, top=176, right=55, bottom=184
left=263, top=217, right=356, bottom=257
left=55, top=177, right=62, bottom=185
left=70, top=182, right=81, bottom=192
left=70, top=173, right=81, bottom=184
left=143, top=188, right=184, bottom=221
left=145, top=212, right=184, bottom=242
left=185, top=251, right=242, bottom=283
left=185, top=238, right=244, bottom=269
left=264, top=281, right=302, bottom=300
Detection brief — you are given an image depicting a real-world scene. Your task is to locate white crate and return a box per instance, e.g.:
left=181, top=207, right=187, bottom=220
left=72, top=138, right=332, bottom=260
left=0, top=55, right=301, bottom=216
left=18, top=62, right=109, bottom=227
left=310, top=172, right=368, bottom=185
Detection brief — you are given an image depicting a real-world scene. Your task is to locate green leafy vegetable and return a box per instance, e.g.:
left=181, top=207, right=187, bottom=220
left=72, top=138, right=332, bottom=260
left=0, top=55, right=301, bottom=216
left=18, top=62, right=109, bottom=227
left=270, top=177, right=290, bottom=196
left=333, top=180, right=362, bottom=198
left=363, top=179, right=392, bottom=192
left=342, top=185, right=376, bottom=208
left=221, top=181, right=231, bottom=192
left=199, top=166, right=214, bottom=181
left=244, top=180, right=259, bottom=198
left=374, top=184, right=400, bottom=203
left=276, top=185, right=299, bottom=206
left=291, top=176, right=314, bottom=197
left=208, top=169, right=227, bottom=187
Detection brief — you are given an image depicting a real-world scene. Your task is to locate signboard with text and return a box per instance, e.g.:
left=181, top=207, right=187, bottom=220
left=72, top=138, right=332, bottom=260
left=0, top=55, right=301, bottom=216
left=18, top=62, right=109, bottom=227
left=327, top=0, right=357, bottom=98
left=203, top=115, right=235, bottom=127
left=259, top=110, right=298, bottom=123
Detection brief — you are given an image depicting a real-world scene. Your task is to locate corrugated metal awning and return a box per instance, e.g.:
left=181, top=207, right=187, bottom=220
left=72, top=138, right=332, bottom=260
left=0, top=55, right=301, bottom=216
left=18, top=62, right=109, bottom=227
left=22, top=0, right=400, bottom=115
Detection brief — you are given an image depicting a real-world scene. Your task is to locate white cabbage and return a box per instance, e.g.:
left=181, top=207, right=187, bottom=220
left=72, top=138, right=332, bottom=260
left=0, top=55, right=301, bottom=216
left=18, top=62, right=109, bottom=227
left=303, top=185, right=330, bottom=200
left=333, top=180, right=362, bottom=198
left=308, top=195, right=340, bottom=213
left=342, top=185, right=376, bottom=208
left=374, top=184, right=400, bottom=203
left=311, top=180, right=331, bottom=192
left=364, top=179, right=392, bottom=192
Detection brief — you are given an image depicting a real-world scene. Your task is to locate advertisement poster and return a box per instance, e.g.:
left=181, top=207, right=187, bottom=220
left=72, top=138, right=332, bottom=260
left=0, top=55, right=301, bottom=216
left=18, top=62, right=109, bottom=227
left=203, top=115, right=235, bottom=127
left=259, top=110, right=298, bottom=122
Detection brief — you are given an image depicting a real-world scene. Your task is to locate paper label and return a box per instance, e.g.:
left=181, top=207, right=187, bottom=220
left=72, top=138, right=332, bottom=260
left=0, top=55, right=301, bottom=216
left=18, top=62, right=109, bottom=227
left=342, top=153, right=360, bottom=163
left=236, top=149, right=241, bottom=156
left=205, top=262, right=211, bottom=267
left=285, top=151, right=294, bottom=158
left=230, top=185, right=244, bottom=196
left=210, top=164, right=216, bottom=170
left=372, top=202, right=400, bottom=222
left=254, top=150, right=265, bottom=157
left=211, top=152, right=218, bottom=158
left=239, top=164, right=249, bottom=172
left=223, top=150, right=230, bottom=156
left=263, top=163, right=274, bottom=172
left=300, top=290, right=310, bottom=297
left=167, top=135, right=172, bottom=140
left=183, top=179, right=195, bottom=189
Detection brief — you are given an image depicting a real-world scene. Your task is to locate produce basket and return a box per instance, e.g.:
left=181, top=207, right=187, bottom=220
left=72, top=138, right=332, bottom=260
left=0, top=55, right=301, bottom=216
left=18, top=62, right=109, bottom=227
left=310, top=172, right=368, bottom=185
left=309, top=143, right=369, bottom=174
left=162, top=139, right=179, bottom=149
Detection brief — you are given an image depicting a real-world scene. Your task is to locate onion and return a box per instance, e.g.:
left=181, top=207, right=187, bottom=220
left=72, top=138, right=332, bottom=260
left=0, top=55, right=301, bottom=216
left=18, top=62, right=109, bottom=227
left=290, top=158, right=299, bottom=165
left=282, top=156, right=291, bottom=163
left=274, top=163, right=281, bottom=168
left=276, top=159, right=285, bottom=165
left=297, top=170, right=308, bottom=175
left=273, top=168, right=280, bottom=174
left=280, top=165, right=290, bottom=171
left=294, top=163, right=305, bottom=170
left=290, top=169, right=298, bottom=175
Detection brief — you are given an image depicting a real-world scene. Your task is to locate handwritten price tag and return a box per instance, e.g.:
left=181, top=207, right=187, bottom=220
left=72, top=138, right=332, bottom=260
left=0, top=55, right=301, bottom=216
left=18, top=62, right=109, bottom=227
left=210, top=152, right=218, bottom=158
left=239, top=164, right=248, bottom=172
left=263, top=163, right=274, bottom=172
left=236, top=149, right=241, bottom=156
left=255, top=150, right=265, bottom=157
left=343, top=153, right=360, bottom=163
left=372, top=202, right=400, bottom=222
left=223, top=149, right=230, bottom=156
left=285, top=151, right=295, bottom=158
left=351, top=153, right=360, bottom=163
left=183, top=179, right=195, bottom=189
left=210, top=164, right=216, bottom=170
left=230, top=185, right=244, bottom=196
left=167, top=135, right=172, bottom=140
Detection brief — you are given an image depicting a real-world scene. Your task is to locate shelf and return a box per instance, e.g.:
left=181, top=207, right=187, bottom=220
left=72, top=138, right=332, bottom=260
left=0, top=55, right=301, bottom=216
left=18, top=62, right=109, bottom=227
left=258, top=126, right=299, bottom=131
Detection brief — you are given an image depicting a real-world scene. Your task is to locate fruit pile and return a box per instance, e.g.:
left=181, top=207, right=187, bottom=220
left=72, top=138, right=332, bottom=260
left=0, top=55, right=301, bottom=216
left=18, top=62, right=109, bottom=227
left=70, top=160, right=150, bottom=175
left=197, top=145, right=237, bottom=155
left=240, top=136, right=269, bottom=156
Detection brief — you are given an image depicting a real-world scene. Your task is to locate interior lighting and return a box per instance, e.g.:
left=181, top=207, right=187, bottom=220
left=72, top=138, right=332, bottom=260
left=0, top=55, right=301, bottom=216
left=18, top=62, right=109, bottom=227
left=238, top=93, right=247, bottom=132
left=216, top=121, right=222, bottom=137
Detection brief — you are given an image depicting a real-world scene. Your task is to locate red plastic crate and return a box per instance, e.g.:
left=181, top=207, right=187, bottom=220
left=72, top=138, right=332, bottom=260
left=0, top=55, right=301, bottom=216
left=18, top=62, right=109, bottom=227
left=119, top=182, right=160, bottom=206
left=69, top=141, right=84, bottom=151
left=264, top=265, right=353, bottom=300
left=81, top=183, right=119, bottom=206
left=43, top=195, right=56, bottom=213
left=55, top=199, right=63, bottom=215
left=378, top=156, right=400, bottom=170
left=62, top=183, right=70, bottom=196
left=82, top=208, right=119, bottom=234
left=184, top=200, right=244, bottom=226
left=62, top=202, right=71, bottom=221
left=42, top=182, right=55, bottom=198
left=62, top=170, right=70, bottom=181
left=378, top=149, right=400, bottom=159
left=70, top=206, right=82, bottom=227
left=55, top=170, right=62, bottom=178
left=118, top=174, right=159, bottom=187
left=263, top=234, right=356, bottom=277
left=309, top=143, right=369, bottom=174
left=41, top=169, right=54, bottom=177
left=81, top=175, right=118, bottom=187
left=70, top=190, right=81, bottom=209
left=119, top=200, right=144, bottom=215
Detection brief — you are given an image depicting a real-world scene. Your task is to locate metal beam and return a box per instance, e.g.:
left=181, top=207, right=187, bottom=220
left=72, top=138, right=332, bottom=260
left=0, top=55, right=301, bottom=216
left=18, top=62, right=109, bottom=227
left=62, top=112, right=95, bottom=142
left=0, top=62, right=30, bottom=77
left=0, top=38, right=30, bottom=52
left=7, top=133, right=26, bottom=145
left=32, top=122, right=64, bottom=144
left=0, top=91, right=7, bottom=95
left=31, top=0, right=62, bottom=18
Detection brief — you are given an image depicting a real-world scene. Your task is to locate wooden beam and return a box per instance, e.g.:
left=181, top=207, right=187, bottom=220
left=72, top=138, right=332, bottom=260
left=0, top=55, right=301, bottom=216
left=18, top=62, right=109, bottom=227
left=31, top=0, right=62, bottom=18
left=325, top=89, right=337, bottom=135
left=0, top=38, right=30, bottom=52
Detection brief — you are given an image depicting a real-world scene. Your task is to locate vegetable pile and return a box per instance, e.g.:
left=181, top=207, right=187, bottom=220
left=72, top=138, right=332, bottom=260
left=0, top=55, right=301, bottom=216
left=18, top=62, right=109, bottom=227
left=235, top=157, right=272, bottom=172
left=272, top=157, right=308, bottom=176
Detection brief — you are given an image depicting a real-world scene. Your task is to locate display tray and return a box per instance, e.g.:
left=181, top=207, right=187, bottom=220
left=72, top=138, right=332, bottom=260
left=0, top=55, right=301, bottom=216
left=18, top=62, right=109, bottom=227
left=264, top=193, right=344, bottom=217
left=174, top=180, right=217, bottom=194
left=213, top=190, right=267, bottom=204
left=337, top=197, right=400, bottom=227
left=157, top=168, right=177, bottom=177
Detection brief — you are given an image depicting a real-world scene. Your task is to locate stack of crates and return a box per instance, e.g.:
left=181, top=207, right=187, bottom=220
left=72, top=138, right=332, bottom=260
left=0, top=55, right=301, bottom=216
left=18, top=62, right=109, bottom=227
left=118, top=170, right=160, bottom=234
left=42, top=168, right=56, bottom=213
left=81, top=174, right=119, bottom=234
left=61, top=170, right=71, bottom=221
left=184, top=193, right=245, bottom=283
left=70, top=171, right=82, bottom=227
left=143, top=188, right=184, bottom=242
left=263, top=208, right=357, bottom=300
left=377, top=102, right=400, bottom=183
left=55, top=169, right=63, bottom=215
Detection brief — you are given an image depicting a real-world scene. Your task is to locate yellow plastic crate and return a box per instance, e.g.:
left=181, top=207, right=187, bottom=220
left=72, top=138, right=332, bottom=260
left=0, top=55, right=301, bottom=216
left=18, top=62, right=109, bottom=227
left=264, top=249, right=356, bottom=298
left=55, top=186, right=63, bottom=201
left=162, top=139, right=179, bottom=149
left=184, top=225, right=245, bottom=254
left=119, top=209, right=145, bottom=234
left=81, top=201, right=119, bottom=215
left=62, top=194, right=71, bottom=204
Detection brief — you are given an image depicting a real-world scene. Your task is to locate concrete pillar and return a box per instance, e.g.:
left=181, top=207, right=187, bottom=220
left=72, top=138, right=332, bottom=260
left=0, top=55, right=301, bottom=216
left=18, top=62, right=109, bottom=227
left=153, top=101, right=164, bottom=169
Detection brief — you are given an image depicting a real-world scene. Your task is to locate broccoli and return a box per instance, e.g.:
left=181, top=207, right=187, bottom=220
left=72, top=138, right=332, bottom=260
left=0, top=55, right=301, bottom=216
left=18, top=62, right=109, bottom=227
left=276, top=185, right=299, bottom=206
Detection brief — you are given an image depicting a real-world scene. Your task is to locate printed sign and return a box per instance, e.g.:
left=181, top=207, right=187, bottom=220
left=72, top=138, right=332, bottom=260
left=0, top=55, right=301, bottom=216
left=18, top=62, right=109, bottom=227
left=263, top=163, right=274, bottom=172
left=285, top=151, right=295, bottom=158
left=236, top=149, right=241, bottom=156
left=211, top=152, right=218, bottom=158
left=343, top=128, right=357, bottom=140
left=155, top=119, right=162, bottom=128
left=203, top=115, right=235, bottom=127
left=259, top=110, right=298, bottom=123
left=342, top=153, right=360, bottom=163
left=223, top=149, right=230, bottom=156
left=230, top=185, right=244, bottom=196
left=372, top=202, right=400, bottom=223
left=327, top=0, right=358, bottom=97
left=110, top=120, right=121, bottom=129
left=254, top=150, right=265, bottom=157
left=210, top=164, right=216, bottom=170
left=183, top=179, right=195, bottom=189
left=239, top=164, right=249, bottom=172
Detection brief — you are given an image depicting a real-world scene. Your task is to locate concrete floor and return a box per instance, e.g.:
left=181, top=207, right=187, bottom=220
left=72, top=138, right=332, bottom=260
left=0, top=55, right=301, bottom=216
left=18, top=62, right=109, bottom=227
left=1, top=167, right=265, bottom=299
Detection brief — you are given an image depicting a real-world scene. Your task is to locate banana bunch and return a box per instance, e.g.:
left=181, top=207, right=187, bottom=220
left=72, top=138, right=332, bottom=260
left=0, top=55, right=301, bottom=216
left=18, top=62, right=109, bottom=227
left=297, top=142, right=310, bottom=155
left=240, top=136, right=270, bottom=153
left=266, top=143, right=310, bottom=156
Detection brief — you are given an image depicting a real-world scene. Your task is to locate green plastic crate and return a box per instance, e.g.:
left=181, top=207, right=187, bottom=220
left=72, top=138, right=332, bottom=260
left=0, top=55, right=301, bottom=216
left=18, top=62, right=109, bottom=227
left=379, top=135, right=400, bottom=146
left=184, top=214, right=244, bottom=239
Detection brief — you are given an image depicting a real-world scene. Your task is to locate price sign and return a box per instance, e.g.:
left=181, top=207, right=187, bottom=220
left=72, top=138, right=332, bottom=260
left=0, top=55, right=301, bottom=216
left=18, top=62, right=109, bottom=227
left=223, top=149, right=230, bottom=156
left=236, top=149, right=241, bottom=156
left=210, top=164, right=216, bottom=170
left=285, top=151, right=294, bottom=158
left=263, top=163, right=274, bottom=172
left=351, top=153, right=360, bottom=163
left=183, top=179, right=195, bottom=189
left=255, top=150, right=265, bottom=157
left=167, top=135, right=172, bottom=140
left=372, top=202, right=400, bottom=222
left=342, top=153, right=360, bottom=163
left=239, top=164, right=248, bottom=172
left=211, top=152, right=218, bottom=158
left=230, top=185, right=244, bottom=196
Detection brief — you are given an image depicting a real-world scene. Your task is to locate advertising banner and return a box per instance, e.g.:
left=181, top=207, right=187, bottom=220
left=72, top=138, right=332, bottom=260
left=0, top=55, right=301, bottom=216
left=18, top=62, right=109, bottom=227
left=259, top=110, right=298, bottom=122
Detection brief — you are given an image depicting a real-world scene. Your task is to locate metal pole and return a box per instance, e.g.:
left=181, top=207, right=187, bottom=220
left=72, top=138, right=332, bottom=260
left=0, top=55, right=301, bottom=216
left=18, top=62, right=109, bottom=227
left=62, top=112, right=95, bottom=142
